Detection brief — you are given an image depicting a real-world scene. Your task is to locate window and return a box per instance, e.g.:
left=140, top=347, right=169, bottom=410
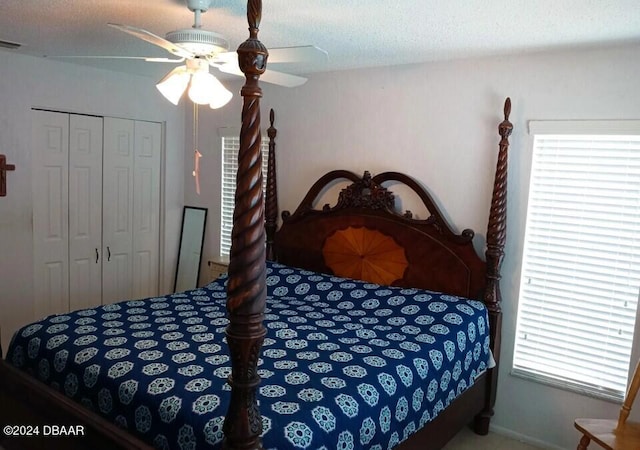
left=513, top=120, right=640, bottom=401
left=220, top=135, right=269, bottom=257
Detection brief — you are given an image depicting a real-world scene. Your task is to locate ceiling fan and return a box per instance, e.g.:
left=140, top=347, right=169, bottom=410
left=59, top=0, right=327, bottom=108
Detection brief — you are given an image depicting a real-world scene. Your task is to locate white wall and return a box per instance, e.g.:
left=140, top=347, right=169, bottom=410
left=186, top=42, right=640, bottom=449
left=0, top=50, right=185, bottom=349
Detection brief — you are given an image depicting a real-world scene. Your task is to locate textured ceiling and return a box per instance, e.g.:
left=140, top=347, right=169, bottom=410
left=1, top=0, right=639, bottom=82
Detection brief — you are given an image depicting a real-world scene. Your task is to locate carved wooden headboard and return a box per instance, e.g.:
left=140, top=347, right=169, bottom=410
left=273, top=170, right=486, bottom=300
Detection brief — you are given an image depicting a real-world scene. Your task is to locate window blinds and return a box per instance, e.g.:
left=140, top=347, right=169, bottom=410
left=220, top=136, right=269, bottom=256
left=513, top=127, right=640, bottom=400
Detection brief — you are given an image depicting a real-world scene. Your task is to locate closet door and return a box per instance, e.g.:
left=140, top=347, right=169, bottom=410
left=132, top=121, right=161, bottom=299
left=102, top=118, right=161, bottom=304
left=102, top=118, right=135, bottom=304
left=32, top=111, right=70, bottom=319
left=33, top=113, right=160, bottom=315
left=68, top=115, right=103, bottom=310
left=33, top=112, right=103, bottom=318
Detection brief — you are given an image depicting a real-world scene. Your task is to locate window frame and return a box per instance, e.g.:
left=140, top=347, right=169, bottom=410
left=512, top=120, right=640, bottom=402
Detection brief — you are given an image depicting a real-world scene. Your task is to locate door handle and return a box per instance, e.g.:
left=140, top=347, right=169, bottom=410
left=107, top=246, right=111, bottom=262
left=95, top=248, right=99, bottom=264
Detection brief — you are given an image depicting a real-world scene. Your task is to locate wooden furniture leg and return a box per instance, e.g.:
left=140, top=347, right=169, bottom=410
left=577, top=435, right=591, bottom=450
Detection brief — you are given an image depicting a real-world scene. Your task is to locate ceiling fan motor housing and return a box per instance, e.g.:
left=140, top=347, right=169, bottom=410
left=165, top=29, right=229, bottom=55
left=186, top=0, right=212, bottom=13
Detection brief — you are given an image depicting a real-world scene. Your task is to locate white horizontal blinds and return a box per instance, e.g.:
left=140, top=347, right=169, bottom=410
left=220, top=136, right=269, bottom=256
left=220, top=136, right=239, bottom=256
left=514, top=130, right=640, bottom=400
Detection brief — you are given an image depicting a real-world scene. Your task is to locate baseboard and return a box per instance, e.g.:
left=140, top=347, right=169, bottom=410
left=489, top=424, right=569, bottom=450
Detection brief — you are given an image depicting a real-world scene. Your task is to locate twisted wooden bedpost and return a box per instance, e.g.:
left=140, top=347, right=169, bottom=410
left=475, top=97, right=512, bottom=434
left=265, top=109, right=278, bottom=261
left=223, top=1, right=268, bottom=449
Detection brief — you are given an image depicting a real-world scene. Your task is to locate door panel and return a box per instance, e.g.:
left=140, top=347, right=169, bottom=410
left=132, top=121, right=161, bottom=299
left=103, top=117, right=134, bottom=304
left=32, top=110, right=69, bottom=319
left=113, top=253, right=131, bottom=302
left=69, top=114, right=103, bottom=310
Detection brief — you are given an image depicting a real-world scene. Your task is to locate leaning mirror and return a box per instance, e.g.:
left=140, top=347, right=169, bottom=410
left=174, top=206, right=208, bottom=292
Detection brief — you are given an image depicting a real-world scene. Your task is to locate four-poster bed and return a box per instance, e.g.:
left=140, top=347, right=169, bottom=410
left=0, top=1, right=513, bottom=449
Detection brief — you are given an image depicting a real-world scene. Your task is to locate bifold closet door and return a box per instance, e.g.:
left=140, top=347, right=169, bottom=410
left=68, top=115, right=104, bottom=311
left=132, top=120, right=161, bottom=300
left=102, top=118, right=160, bottom=304
left=102, top=118, right=134, bottom=304
left=32, top=111, right=103, bottom=319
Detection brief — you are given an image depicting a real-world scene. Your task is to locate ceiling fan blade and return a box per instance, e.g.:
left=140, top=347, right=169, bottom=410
left=211, top=59, right=243, bottom=76
left=145, top=57, right=186, bottom=63
left=107, top=23, right=194, bottom=59
left=214, top=60, right=307, bottom=87
left=212, top=45, right=327, bottom=65
left=260, top=69, right=308, bottom=87
left=210, top=51, right=237, bottom=64
left=267, top=45, right=328, bottom=64
left=46, top=55, right=184, bottom=63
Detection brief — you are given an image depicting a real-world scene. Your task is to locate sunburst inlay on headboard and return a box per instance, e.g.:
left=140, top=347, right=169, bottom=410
left=322, top=226, right=408, bottom=285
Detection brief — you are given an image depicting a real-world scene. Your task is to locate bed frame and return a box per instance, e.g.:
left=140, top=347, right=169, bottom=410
left=0, top=1, right=512, bottom=449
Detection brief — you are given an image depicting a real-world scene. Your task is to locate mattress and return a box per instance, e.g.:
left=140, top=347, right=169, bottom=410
left=7, top=261, right=491, bottom=449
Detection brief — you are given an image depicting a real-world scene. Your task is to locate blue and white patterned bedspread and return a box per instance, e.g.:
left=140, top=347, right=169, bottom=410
left=7, top=261, right=490, bottom=449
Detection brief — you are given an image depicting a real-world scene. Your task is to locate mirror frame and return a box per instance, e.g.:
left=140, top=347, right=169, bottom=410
left=174, top=206, right=208, bottom=292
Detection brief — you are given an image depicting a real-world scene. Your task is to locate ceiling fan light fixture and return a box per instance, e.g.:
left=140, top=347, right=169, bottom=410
left=209, top=88, right=233, bottom=110
left=155, top=59, right=232, bottom=108
left=188, top=71, right=216, bottom=104
left=156, top=66, right=190, bottom=105
left=187, top=71, right=232, bottom=108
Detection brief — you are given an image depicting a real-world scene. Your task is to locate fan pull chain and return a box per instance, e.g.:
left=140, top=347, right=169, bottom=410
left=193, top=103, right=202, bottom=195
